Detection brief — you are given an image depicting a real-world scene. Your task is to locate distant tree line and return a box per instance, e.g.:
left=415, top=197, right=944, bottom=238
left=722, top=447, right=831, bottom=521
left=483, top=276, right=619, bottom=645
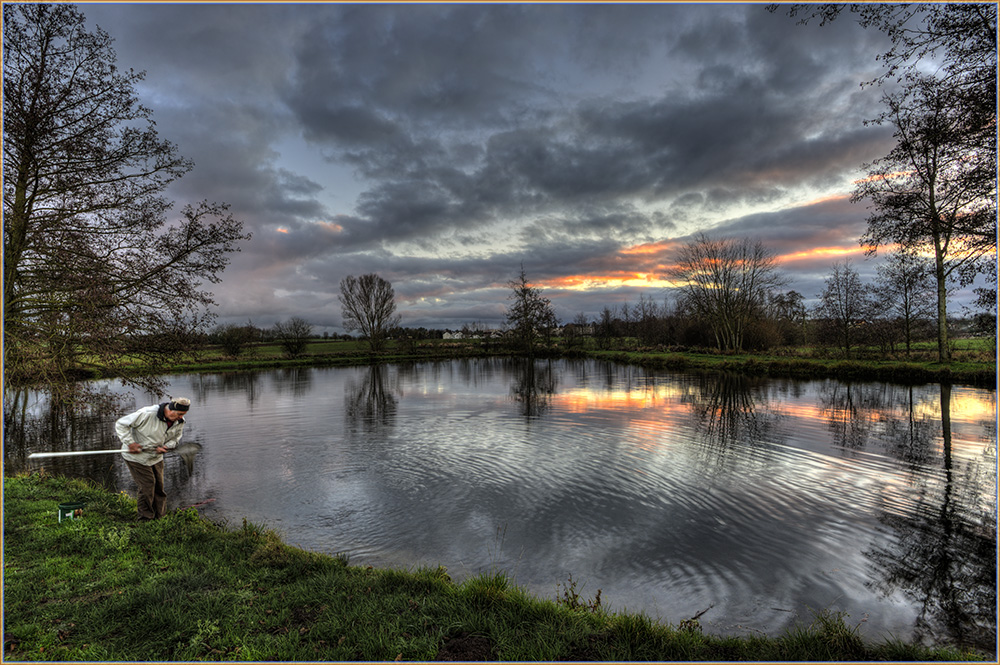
left=202, top=317, right=450, bottom=360
left=246, top=229, right=990, bottom=362
left=491, top=239, right=984, bottom=360
left=203, top=318, right=343, bottom=359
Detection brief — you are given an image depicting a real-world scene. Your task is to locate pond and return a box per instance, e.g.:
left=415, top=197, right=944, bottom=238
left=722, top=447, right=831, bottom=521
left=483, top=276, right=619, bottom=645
left=5, top=358, right=996, bottom=653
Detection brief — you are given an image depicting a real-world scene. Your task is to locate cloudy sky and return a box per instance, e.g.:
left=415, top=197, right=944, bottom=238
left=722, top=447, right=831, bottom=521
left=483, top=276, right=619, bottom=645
left=81, top=2, right=942, bottom=333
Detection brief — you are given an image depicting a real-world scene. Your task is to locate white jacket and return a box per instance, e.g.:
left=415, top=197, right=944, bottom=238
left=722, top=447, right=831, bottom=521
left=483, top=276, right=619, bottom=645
left=116, top=403, right=185, bottom=466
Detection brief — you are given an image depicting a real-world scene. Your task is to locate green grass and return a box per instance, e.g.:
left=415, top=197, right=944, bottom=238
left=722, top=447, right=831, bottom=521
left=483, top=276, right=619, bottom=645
left=3, top=473, right=989, bottom=661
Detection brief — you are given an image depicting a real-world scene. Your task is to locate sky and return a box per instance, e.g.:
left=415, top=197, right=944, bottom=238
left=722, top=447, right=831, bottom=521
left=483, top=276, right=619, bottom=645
left=76, top=1, right=973, bottom=334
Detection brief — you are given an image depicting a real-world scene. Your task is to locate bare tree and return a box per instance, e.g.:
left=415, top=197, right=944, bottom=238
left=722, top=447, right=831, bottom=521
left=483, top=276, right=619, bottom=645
left=814, top=260, right=875, bottom=357
left=563, top=312, right=591, bottom=349
left=874, top=250, right=936, bottom=355
left=216, top=321, right=259, bottom=358
left=773, top=3, right=997, bottom=362
left=3, top=4, right=249, bottom=402
left=619, top=301, right=634, bottom=345
left=339, top=273, right=401, bottom=353
left=767, top=290, right=808, bottom=346
left=596, top=306, right=615, bottom=350
left=273, top=317, right=313, bottom=358
left=666, top=234, right=785, bottom=352
left=634, top=294, right=658, bottom=346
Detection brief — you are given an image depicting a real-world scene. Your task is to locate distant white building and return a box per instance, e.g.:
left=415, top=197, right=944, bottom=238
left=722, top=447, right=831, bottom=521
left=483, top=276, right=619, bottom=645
left=444, top=328, right=500, bottom=340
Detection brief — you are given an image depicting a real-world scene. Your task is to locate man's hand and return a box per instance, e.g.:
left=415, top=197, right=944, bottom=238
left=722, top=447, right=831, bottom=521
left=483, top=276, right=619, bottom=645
left=128, top=443, right=143, bottom=453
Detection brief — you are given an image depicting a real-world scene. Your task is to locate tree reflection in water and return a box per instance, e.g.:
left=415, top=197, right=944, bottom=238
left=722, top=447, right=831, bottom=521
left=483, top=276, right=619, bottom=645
left=672, top=373, right=996, bottom=654
left=821, top=381, right=997, bottom=654
left=818, top=381, right=890, bottom=450
left=682, top=372, right=782, bottom=448
left=507, top=358, right=556, bottom=419
left=188, top=371, right=264, bottom=409
left=344, top=364, right=399, bottom=434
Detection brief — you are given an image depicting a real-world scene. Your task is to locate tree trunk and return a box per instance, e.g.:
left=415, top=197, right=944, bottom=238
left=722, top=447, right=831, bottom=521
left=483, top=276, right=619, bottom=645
left=933, top=242, right=951, bottom=363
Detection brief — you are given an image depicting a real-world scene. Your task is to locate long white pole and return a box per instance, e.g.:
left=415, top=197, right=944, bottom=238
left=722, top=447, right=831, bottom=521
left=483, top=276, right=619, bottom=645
left=28, top=449, right=124, bottom=458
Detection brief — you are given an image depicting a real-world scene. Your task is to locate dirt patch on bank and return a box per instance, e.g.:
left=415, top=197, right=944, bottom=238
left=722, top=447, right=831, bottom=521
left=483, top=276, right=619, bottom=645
left=434, top=632, right=497, bottom=661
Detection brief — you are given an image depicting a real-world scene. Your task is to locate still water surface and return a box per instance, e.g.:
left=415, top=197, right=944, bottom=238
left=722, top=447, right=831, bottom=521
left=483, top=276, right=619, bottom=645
left=6, top=359, right=996, bottom=652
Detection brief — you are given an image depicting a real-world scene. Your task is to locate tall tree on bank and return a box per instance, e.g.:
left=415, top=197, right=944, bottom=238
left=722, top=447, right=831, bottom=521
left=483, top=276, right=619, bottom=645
left=505, top=265, right=557, bottom=357
left=338, top=273, right=401, bottom=353
left=3, top=4, right=250, bottom=402
left=666, top=234, right=785, bottom=352
left=852, top=77, right=995, bottom=362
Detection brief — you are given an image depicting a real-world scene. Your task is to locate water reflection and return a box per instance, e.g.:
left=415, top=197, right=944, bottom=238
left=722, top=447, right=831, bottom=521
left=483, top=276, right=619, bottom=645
left=859, top=383, right=996, bottom=652
left=818, top=381, right=886, bottom=450
left=276, top=367, right=314, bottom=398
left=345, top=364, right=399, bottom=434
left=3, top=362, right=995, bottom=654
left=683, top=372, right=783, bottom=449
left=802, top=380, right=997, bottom=652
left=878, top=385, right=938, bottom=468
left=508, top=359, right=557, bottom=418
left=187, top=371, right=264, bottom=410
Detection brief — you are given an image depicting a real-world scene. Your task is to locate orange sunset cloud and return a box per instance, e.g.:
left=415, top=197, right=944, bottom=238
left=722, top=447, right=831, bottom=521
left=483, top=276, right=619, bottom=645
left=778, top=246, right=867, bottom=262
left=276, top=222, right=344, bottom=235
left=620, top=240, right=681, bottom=256
left=853, top=170, right=913, bottom=185
left=541, top=271, right=679, bottom=291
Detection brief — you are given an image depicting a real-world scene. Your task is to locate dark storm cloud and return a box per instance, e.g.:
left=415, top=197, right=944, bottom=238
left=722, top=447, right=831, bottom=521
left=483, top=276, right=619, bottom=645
left=78, top=2, right=906, bottom=330
left=283, top=3, right=630, bottom=133
left=573, top=79, right=890, bottom=203
left=273, top=1, right=893, bottom=250
left=714, top=196, right=864, bottom=247
left=522, top=206, right=665, bottom=245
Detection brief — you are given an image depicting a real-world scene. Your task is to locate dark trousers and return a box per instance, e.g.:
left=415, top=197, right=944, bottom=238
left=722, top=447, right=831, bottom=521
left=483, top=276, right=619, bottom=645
left=125, top=459, right=167, bottom=520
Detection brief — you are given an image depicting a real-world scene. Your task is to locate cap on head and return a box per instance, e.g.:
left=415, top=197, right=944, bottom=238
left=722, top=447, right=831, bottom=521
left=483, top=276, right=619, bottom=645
left=168, top=397, right=191, bottom=412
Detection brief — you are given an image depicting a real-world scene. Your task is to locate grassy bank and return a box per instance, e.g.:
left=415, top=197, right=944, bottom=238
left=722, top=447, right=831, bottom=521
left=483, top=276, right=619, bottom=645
left=153, top=337, right=997, bottom=387
left=3, top=473, right=987, bottom=662
left=581, top=347, right=996, bottom=386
